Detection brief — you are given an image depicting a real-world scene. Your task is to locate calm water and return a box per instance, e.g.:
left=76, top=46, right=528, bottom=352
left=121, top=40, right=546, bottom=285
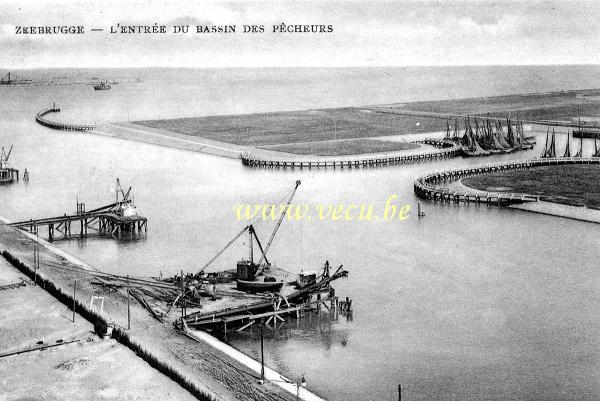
left=1, top=66, right=600, bottom=401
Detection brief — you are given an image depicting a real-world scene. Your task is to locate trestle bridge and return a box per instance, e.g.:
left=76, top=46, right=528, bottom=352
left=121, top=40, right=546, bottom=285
left=9, top=180, right=147, bottom=241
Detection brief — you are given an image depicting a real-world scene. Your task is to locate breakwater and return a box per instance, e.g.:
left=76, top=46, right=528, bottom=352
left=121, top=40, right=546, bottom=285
left=414, top=156, right=600, bottom=206
left=241, top=139, right=460, bottom=169
left=35, top=106, right=95, bottom=131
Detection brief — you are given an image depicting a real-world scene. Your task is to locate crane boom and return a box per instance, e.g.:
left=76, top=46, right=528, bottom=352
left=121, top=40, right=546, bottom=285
left=195, top=179, right=300, bottom=276
left=5, top=145, right=13, bottom=162
left=197, top=224, right=249, bottom=275
left=255, top=180, right=301, bottom=266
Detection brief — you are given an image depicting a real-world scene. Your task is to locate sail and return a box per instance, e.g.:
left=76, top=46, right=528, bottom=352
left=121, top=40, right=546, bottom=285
left=574, top=134, right=583, bottom=157
left=541, top=127, right=550, bottom=158
left=496, top=123, right=511, bottom=149
left=563, top=132, right=571, bottom=158
left=506, top=119, right=516, bottom=147
left=453, top=119, right=459, bottom=140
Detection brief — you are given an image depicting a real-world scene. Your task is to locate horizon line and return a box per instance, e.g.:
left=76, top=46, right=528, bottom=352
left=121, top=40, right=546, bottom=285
left=2, top=63, right=600, bottom=70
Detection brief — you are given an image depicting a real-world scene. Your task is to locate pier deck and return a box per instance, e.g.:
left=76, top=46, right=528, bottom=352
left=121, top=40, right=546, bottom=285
left=9, top=202, right=147, bottom=241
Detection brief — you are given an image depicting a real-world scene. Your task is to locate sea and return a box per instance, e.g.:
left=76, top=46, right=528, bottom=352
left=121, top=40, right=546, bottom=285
left=1, top=66, right=600, bottom=401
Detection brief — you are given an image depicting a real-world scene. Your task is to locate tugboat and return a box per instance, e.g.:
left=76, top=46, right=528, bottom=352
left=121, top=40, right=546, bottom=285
left=93, top=81, right=111, bottom=91
left=0, top=145, right=18, bottom=184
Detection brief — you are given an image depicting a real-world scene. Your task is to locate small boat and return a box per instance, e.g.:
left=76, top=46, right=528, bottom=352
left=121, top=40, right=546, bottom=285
left=236, top=278, right=283, bottom=293
left=93, top=81, right=111, bottom=91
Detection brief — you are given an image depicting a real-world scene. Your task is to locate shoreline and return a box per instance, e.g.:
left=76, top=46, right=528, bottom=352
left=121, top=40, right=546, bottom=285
left=186, top=329, right=326, bottom=401
left=0, top=220, right=318, bottom=401
left=454, top=180, right=600, bottom=225
left=509, top=201, right=600, bottom=224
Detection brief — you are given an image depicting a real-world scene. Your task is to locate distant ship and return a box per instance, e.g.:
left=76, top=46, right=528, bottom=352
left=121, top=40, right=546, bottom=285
left=93, top=81, right=111, bottom=91
left=0, top=72, right=33, bottom=86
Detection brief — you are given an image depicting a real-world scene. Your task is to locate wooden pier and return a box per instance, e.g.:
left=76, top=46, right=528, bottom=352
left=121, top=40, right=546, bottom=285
left=0, top=167, right=18, bottom=183
left=35, top=105, right=96, bottom=131
left=414, top=156, right=600, bottom=206
left=0, top=145, right=18, bottom=183
left=241, top=139, right=460, bottom=169
left=9, top=201, right=147, bottom=241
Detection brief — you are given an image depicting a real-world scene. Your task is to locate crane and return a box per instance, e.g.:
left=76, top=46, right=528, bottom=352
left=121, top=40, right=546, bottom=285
left=0, top=145, right=13, bottom=167
left=254, top=180, right=301, bottom=268
left=196, top=179, right=301, bottom=276
left=115, top=178, right=132, bottom=203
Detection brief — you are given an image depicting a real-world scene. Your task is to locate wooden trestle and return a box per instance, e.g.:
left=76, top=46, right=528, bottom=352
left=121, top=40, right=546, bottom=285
left=9, top=202, right=147, bottom=241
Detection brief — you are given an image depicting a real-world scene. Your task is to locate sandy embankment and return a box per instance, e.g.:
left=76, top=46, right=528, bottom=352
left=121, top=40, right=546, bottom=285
left=451, top=179, right=600, bottom=224
left=0, top=257, right=198, bottom=401
left=0, top=222, right=313, bottom=401
left=94, top=122, right=244, bottom=158
left=91, top=122, right=447, bottom=163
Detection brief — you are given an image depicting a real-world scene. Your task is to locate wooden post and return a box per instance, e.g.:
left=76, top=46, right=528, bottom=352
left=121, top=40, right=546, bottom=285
left=127, top=275, right=131, bottom=330
left=260, top=318, right=265, bottom=382
left=398, top=384, right=401, bottom=401
left=72, top=280, right=77, bottom=322
left=181, top=269, right=184, bottom=293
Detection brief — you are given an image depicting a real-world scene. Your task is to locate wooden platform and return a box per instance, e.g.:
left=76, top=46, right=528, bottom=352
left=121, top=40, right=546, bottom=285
left=9, top=202, right=147, bottom=241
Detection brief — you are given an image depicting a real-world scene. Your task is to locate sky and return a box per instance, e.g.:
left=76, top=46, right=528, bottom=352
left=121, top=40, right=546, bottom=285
left=1, top=0, right=599, bottom=68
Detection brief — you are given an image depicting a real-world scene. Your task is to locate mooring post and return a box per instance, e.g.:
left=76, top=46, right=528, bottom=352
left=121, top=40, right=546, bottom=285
left=72, top=280, right=77, bottom=323
left=398, top=384, right=402, bottom=401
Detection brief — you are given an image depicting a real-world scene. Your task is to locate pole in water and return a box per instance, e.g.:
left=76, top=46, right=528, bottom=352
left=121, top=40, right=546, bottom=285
left=260, top=318, right=265, bottom=383
left=72, top=280, right=77, bottom=323
left=127, top=275, right=131, bottom=330
left=417, top=202, right=425, bottom=218
left=398, top=384, right=401, bottom=401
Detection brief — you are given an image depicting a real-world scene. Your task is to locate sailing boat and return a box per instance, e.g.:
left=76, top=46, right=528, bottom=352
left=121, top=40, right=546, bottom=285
left=93, top=81, right=112, bottom=91
left=563, top=131, right=572, bottom=158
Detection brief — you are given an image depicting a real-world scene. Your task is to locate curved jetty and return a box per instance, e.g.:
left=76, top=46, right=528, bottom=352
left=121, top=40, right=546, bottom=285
left=35, top=105, right=95, bottom=131
left=242, top=139, right=460, bottom=169
left=414, top=156, right=600, bottom=206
